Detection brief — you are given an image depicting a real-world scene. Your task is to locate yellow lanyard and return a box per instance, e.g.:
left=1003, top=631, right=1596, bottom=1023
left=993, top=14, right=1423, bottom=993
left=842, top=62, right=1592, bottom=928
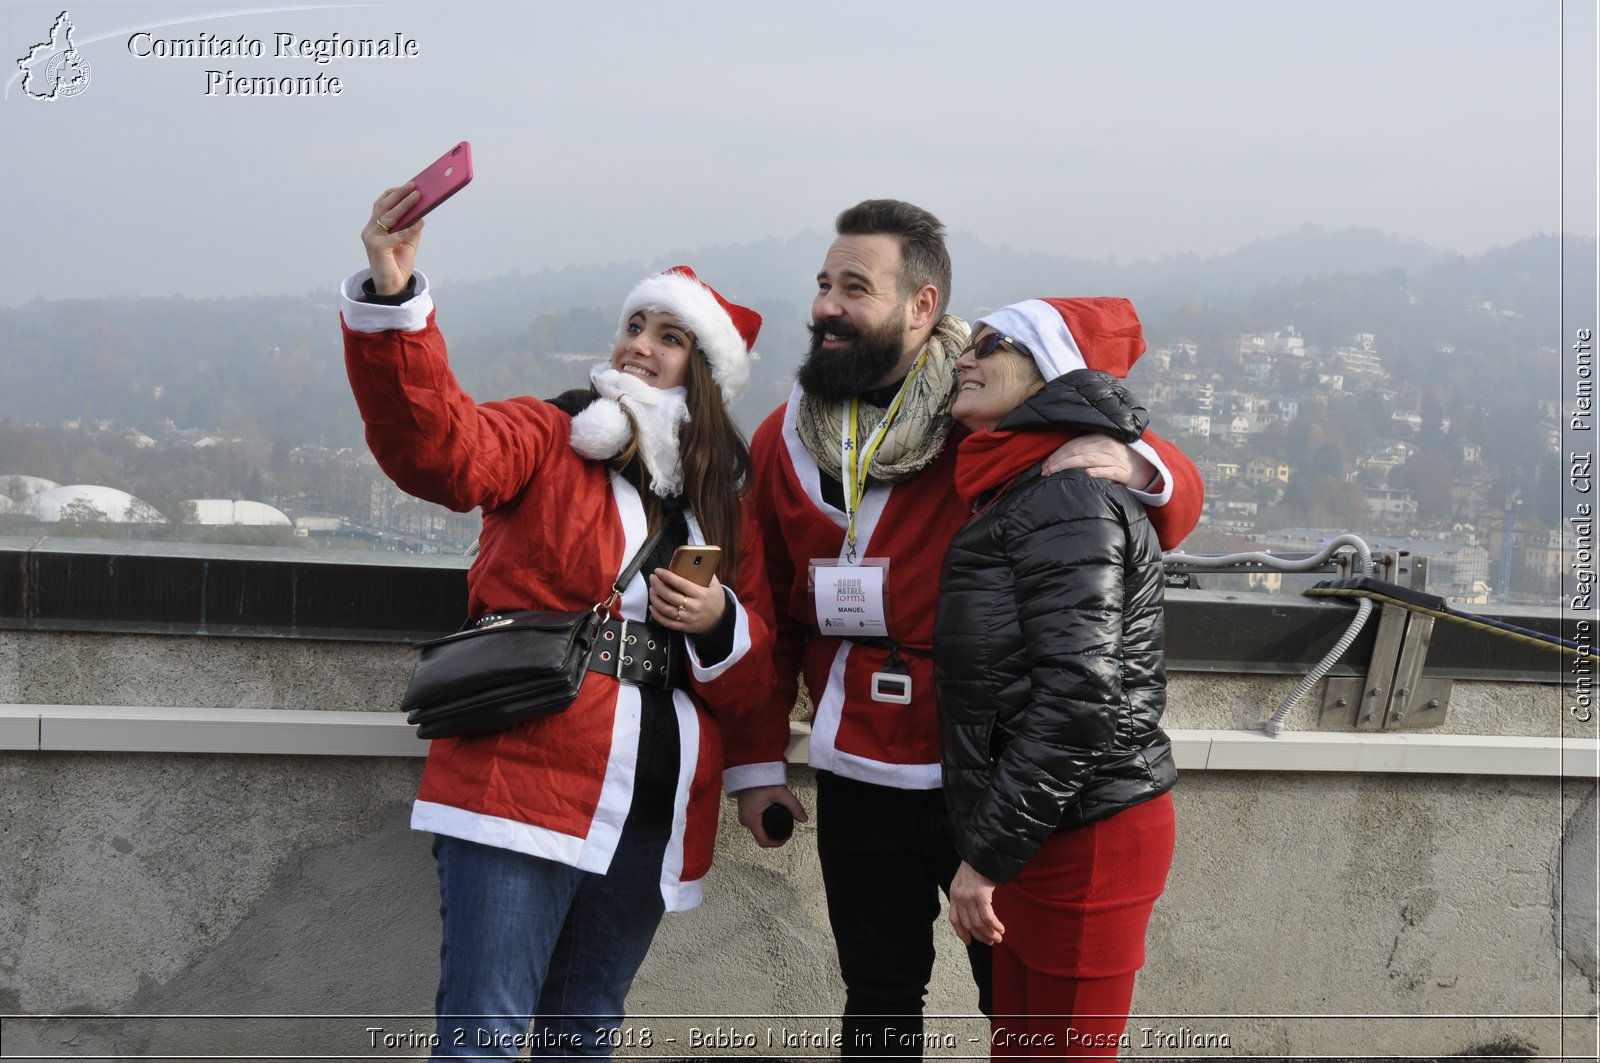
left=840, top=347, right=930, bottom=562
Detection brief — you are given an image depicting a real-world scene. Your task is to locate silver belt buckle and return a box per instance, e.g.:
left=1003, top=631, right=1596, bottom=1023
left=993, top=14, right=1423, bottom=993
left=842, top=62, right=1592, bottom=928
left=616, top=618, right=636, bottom=677
left=870, top=671, right=912, bottom=704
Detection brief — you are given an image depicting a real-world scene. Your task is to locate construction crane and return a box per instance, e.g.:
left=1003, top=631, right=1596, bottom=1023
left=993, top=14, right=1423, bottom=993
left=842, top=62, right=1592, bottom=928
left=1496, top=488, right=1521, bottom=604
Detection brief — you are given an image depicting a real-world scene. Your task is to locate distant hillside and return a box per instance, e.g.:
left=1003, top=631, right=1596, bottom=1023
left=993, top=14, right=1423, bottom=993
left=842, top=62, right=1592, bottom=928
left=946, top=223, right=1452, bottom=317
left=0, top=228, right=1587, bottom=449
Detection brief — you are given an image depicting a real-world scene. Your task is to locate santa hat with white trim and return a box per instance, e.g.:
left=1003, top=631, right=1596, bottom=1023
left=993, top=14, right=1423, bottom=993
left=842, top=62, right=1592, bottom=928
left=973, top=297, right=1145, bottom=381
left=616, top=264, right=761, bottom=400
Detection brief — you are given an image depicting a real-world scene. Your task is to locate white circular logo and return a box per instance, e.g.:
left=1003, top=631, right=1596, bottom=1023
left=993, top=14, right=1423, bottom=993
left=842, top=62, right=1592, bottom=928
left=44, top=49, right=91, bottom=98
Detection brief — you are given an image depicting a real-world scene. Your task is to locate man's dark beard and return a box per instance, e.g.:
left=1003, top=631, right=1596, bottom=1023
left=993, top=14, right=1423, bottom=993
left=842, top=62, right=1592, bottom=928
left=796, top=316, right=906, bottom=403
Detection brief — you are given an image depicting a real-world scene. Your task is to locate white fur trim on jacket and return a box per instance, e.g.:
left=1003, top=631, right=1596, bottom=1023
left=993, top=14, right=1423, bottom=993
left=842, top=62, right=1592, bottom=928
left=1128, top=439, right=1174, bottom=507
left=339, top=269, right=433, bottom=333
left=723, top=761, right=788, bottom=794
left=686, top=587, right=753, bottom=683
left=618, top=272, right=750, bottom=401
left=806, top=640, right=941, bottom=789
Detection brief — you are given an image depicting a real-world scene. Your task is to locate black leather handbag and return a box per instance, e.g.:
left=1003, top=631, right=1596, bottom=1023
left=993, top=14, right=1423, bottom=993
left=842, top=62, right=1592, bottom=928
left=402, top=523, right=672, bottom=739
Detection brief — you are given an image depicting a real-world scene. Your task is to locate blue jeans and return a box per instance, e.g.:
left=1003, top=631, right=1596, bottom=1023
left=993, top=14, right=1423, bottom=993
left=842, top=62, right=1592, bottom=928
left=428, top=818, right=669, bottom=1060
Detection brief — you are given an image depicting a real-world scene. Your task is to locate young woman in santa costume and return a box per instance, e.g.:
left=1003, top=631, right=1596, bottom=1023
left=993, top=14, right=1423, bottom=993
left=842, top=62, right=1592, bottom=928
left=341, top=182, right=775, bottom=1059
left=934, top=297, right=1178, bottom=1060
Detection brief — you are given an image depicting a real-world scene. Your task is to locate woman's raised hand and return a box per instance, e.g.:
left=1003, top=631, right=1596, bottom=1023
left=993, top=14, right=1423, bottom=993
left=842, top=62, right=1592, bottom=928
left=361, top=183, right=424, bottom=297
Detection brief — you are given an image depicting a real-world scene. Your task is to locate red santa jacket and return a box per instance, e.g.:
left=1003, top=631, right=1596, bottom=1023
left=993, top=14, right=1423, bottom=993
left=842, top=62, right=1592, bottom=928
left=341, top=272, right=774, bottom=911
left=722, top=380, right=1202, bottom=793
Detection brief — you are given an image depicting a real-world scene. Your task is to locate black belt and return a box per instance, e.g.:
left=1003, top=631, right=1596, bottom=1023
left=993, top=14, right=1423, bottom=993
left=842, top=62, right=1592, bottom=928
left=588, top=616, right=675, bottom=690
left=844, top=635, right=933, bottom=658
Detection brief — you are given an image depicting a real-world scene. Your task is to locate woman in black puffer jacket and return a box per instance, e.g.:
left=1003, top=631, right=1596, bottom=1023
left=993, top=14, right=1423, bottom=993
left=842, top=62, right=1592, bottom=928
left=934, top=297, right=1178, bottom=1060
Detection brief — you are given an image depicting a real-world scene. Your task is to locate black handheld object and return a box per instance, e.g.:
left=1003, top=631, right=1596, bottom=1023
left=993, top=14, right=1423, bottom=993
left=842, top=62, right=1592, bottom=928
left=761, top=802, right=795, bottom=842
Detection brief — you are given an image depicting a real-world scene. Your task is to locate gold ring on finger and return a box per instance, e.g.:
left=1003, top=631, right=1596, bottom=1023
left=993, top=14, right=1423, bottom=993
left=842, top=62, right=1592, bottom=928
left=375, top=219, right=390, bottom=233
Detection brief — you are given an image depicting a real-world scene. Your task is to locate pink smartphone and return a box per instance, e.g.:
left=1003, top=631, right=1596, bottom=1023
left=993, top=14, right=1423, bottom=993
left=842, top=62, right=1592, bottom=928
left=392, top=141, right=473, bottom=231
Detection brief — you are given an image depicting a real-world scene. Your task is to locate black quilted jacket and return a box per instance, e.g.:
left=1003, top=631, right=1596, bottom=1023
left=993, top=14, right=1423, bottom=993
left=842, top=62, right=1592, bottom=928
left=934, top=370, right=1175, bottom=884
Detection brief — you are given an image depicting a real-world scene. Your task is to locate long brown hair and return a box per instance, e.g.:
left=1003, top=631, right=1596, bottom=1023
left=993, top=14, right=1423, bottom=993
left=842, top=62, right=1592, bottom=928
left=612, top=343, right=751, bottom=588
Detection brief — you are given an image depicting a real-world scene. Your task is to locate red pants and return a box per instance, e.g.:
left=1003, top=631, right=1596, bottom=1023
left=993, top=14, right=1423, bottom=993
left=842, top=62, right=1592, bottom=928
left=988, top=793, right=1175, bottom=1060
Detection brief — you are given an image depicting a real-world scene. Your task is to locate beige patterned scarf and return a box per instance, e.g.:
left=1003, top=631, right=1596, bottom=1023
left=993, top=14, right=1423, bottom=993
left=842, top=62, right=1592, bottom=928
left=796, top=314, right=970, bottom=484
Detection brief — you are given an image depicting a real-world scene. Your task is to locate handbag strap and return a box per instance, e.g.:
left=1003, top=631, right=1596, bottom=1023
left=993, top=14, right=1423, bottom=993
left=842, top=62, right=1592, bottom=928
left=595, top=509, right=686, bottom=615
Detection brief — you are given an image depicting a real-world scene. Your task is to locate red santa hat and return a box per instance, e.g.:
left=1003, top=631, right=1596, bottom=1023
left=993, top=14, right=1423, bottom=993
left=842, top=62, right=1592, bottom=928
left=616, top=265, right=761, bottom=401
left=973, top=297, right=1145, bottom=380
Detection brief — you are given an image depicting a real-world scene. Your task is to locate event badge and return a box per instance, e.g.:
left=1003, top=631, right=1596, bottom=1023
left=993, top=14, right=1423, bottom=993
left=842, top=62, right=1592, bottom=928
left=809, top=559, right=890, bottom=639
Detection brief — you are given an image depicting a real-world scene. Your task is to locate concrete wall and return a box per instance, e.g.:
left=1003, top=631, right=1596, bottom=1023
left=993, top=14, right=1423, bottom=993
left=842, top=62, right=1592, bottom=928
left=1, top=626, right=1596, bottom=1060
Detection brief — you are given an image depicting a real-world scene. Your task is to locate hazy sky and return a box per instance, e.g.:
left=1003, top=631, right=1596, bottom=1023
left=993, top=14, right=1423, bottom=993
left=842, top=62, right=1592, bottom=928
left=2, top=0, right=1595, bottom=304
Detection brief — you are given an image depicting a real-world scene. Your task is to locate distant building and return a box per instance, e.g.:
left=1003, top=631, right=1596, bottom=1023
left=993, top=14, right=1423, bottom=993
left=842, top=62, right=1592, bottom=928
left=34, top=485, right=167, bottom=524
left=1220, top=414, right=1272, bottom=446
left=1390, top=410, right=1423, bottom=434
left=1486, top=522, right=1583, bottom=584
left=1171, top=413, right=1211, bottom=440
left=1268, top=328, right=1305, bottom=357
left=287, top=511, right=344, bottom=535
left=1359, top=534, right=1489, bottom=600
left=1363, top=486, right=1418, bottom=525
left=1239, top=350, right=1275, bottom=386
left=1359, top=442, right=1417, bottom=477
left=1245, top=459, right=1291, bottom=485
left=185, top=499, right=293, bottom=527
left=1145, top=379, right=1176, bottom=407
left=1234, top=333, right=1268, bottom=360
left=1202, top=491, right=1260, bottom=535
left=0, top=474, right=60, bottom=502
left=1175, top=380, right=1214, bottom=411
left=1331, top=347, right=1386, bottom=379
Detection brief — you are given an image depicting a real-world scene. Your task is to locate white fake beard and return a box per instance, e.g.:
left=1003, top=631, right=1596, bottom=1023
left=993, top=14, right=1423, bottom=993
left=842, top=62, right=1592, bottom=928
left=567, top=363, right=690, bottom=497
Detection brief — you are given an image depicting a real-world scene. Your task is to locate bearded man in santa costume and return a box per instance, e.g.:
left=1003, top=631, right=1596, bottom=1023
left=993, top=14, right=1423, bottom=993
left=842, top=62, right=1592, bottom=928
left=721, top=199, right=1203, bottom=1059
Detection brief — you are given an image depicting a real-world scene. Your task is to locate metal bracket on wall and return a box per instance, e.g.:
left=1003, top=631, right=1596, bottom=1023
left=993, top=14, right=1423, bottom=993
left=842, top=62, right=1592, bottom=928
left=1319, top=600, right=1452, bottom=730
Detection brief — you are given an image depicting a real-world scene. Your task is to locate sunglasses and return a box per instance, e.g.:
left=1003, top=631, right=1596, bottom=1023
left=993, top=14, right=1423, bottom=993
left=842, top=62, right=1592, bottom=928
left=962, top=332, right=1035, bottom=361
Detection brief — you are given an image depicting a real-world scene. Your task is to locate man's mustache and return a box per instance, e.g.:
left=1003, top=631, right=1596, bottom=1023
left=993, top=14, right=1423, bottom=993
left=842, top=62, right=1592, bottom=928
left=808, top=319, right=860, bottom=342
